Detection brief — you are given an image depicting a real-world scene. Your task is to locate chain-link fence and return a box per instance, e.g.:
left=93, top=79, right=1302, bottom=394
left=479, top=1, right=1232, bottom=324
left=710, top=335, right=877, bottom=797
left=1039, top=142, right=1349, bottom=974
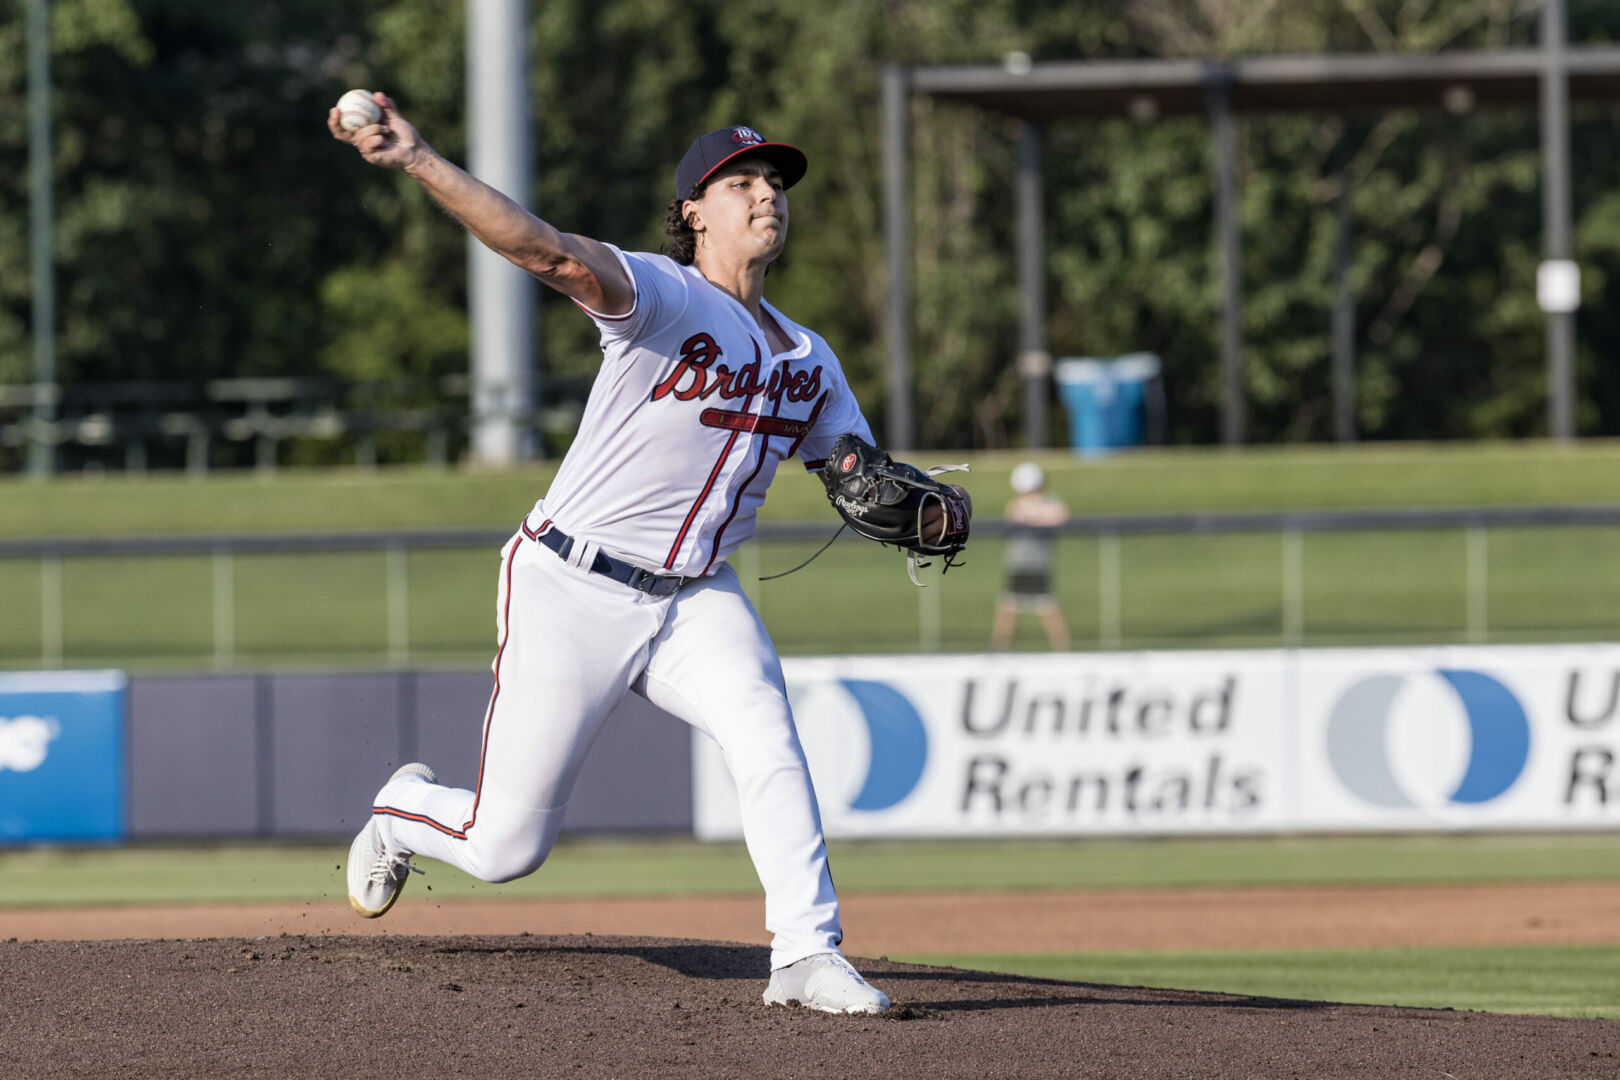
left=4, top=506, right=1619, bottom=669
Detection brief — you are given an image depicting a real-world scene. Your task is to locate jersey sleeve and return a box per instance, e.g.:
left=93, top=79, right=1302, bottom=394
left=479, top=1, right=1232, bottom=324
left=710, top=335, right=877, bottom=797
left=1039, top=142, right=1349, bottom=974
left=797, top=359, right=875, bottom=473
left=571, top=246, right=688, bottom=345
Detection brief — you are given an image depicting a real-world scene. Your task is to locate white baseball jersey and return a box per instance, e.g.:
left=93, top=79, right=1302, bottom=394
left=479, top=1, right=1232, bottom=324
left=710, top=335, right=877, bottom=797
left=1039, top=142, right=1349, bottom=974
left=533, top=245, right=874, bottom=577
left=370, top=242, right=863, bottom=975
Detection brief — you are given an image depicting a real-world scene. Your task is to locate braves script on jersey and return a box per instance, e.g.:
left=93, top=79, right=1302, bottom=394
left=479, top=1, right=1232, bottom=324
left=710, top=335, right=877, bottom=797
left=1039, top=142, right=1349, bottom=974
left=536, top=246, right=874, bottom=577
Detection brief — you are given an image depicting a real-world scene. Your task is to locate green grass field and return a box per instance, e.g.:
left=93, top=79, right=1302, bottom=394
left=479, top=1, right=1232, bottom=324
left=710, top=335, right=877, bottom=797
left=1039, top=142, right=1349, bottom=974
left=7, top=442, right=1620, bottom=668
left=8, top=441, right=1620, bottom=538
left=6, top=523, right=1620, bottom=667
left=910, top=945, right=1620, bottom=1019
left=4, top=835, right=1618, bottom=1018
left=7, top=834, right=1619, bottom=907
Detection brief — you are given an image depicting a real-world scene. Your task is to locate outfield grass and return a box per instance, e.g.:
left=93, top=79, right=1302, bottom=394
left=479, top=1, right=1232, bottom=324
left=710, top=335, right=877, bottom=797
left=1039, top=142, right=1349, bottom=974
left=8, top=442, right=1620, bottom=667
left=903, top=945, right=1620, bottom=1019
left=6, top=441, right=1620, bottom=666
left=5, top=834, right=1619, bottom=908
left=7, top=521, right=1620, bottom=668
left=6, top=441, right=1620, bottom=539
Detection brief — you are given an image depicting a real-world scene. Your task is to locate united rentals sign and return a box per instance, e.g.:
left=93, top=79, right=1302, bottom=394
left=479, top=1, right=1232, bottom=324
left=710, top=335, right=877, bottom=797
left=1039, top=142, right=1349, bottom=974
left=691, top=646, right=1620, bottom=838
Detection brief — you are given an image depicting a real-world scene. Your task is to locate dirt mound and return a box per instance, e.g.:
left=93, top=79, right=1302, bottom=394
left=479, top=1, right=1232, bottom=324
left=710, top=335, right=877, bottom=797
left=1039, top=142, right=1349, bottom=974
left=2, top=935, right=1616, bottom=1079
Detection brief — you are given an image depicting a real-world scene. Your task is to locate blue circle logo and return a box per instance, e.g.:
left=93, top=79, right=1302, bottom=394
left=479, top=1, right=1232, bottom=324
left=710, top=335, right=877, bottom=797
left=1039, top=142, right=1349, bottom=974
left=837, top=680, right=929, bottom=811
left=791, top=679, right=929, bottom=814
left=1326, top=669, right=1530, bottom=808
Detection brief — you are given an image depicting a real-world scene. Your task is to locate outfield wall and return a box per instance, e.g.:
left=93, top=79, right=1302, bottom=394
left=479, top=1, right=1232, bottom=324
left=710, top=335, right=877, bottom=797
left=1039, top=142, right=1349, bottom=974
left=3, top=644, right=1619, bottom=843
left=0, top=669, right=692, bottom=842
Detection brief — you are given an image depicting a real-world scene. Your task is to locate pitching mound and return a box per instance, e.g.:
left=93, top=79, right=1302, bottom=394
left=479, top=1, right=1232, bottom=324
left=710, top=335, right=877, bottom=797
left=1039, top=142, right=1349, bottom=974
left=3, top=935, right=1616, bottom=1079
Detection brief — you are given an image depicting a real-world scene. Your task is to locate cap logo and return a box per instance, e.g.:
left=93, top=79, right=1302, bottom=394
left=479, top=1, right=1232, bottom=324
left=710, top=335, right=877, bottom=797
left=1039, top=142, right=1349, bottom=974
left=731, top=127, right=764, bottom=145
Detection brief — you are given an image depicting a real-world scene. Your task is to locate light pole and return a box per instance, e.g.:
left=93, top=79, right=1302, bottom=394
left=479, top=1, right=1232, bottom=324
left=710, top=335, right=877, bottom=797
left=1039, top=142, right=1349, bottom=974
left=27, top=0, right=57, bottom=476
left=467, top=0, right=538, bottom=464
left=1540, top=0, right=1578, bottom=441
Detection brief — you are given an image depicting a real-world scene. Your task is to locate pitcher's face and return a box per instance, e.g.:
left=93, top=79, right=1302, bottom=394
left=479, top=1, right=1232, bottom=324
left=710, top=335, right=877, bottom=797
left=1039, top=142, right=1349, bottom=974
left=684, top=161, right=788, bottom=263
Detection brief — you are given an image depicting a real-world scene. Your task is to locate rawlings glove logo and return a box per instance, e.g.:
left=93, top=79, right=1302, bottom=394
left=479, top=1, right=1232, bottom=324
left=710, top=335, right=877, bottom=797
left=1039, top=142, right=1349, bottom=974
left=834, top=495, right=871, bottom=518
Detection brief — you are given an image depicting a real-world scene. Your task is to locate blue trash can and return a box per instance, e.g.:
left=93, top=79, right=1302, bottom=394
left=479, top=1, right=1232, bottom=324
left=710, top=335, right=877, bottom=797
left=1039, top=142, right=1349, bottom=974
left=1052, top=359, right=1114, bottom=456
left=1055, top=353, right=1161, bottom=457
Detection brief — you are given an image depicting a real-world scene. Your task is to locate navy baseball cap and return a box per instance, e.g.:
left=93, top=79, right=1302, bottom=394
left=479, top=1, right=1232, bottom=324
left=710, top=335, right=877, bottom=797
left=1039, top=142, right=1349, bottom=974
left=675, top=125, right=807, bottom=200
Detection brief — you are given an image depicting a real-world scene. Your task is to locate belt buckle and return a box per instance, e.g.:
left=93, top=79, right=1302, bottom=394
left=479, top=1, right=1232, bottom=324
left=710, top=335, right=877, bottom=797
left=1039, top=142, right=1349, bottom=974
left=612, top=561, right=683, bottom=596
left=631, top=569, right=681, bottom=597
left=624, top=566, right=658, bottom=594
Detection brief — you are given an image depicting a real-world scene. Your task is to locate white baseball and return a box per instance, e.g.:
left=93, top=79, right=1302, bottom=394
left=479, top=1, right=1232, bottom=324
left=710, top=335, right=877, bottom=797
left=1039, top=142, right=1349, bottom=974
left=336, top=89, right=382, bottom=132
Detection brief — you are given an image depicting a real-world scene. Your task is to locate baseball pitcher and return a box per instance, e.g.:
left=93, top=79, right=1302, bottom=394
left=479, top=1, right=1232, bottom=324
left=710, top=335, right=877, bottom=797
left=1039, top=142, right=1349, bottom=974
left=329, top=93, right=970, bottom=1015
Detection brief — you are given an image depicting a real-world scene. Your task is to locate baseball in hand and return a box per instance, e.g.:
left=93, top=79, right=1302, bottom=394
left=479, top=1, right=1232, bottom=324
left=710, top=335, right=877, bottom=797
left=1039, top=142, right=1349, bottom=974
left=336, top=89, right=382, bottom=131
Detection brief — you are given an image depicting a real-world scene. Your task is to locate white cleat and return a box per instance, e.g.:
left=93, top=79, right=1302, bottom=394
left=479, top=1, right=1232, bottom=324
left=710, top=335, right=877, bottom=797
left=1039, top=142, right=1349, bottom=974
left=763, top=952, right=891, bottom=1015
left=346, top=763, right=437, bottom=918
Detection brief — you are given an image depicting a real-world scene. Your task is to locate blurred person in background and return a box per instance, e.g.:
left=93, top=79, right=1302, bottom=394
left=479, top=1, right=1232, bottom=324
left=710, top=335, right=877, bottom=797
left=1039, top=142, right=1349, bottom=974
left=990, top=462, right=1070, bottom=651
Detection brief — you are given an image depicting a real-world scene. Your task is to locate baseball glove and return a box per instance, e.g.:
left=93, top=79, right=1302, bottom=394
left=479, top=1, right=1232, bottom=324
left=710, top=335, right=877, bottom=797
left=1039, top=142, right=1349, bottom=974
left=820, top=433, right=971, bottom=581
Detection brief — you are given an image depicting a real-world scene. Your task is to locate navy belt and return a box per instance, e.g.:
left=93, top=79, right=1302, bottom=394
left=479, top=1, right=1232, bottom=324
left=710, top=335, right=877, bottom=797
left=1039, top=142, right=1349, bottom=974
left=530, top=524, right=692, bottom=597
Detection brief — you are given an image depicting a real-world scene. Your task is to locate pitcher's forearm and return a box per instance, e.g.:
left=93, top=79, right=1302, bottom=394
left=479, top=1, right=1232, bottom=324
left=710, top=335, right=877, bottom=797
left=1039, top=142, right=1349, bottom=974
left=404, top=151, right=566, bottom=274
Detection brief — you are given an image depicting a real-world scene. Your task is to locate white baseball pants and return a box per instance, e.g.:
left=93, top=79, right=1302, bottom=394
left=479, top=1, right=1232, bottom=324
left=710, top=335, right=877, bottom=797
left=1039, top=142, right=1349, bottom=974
left=371, top=522, right=842, bottom=970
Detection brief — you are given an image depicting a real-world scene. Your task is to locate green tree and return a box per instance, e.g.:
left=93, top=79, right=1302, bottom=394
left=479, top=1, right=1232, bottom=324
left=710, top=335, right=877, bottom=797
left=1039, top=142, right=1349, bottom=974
left=9, top=0, right=1620, bottom=470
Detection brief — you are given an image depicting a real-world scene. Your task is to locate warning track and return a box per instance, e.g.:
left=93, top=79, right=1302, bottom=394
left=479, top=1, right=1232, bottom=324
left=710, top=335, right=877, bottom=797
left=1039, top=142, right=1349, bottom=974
left=7, top=881, right=1620, bottom=952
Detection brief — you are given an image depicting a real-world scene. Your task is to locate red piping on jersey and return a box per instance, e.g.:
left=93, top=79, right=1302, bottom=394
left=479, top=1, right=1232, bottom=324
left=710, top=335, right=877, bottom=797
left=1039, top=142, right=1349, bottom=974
left=701, top=369, right=814, bottom=575
left=664, top=343, right=765, bottom=570
left=701, top=414, right=776, bottom=577
left=666, top=428, right=740, bottom=570
left=373, top=524, right=524, bottom=839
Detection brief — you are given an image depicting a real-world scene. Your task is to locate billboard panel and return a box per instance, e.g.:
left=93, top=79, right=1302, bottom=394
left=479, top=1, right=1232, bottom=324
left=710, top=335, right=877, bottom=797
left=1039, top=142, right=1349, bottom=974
left=1293, top=645, right=1620, bottom=832
left=0, top=671, right=127, bottom=842
left=693, top=646, right=1620, bottom=839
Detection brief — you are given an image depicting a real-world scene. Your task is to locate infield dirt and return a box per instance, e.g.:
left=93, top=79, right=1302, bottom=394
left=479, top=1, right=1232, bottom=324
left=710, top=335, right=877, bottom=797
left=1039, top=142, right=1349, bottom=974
left=3, top=933, right=1618, bottom=1079
left=6, top=882, right=1620, bottom=1078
